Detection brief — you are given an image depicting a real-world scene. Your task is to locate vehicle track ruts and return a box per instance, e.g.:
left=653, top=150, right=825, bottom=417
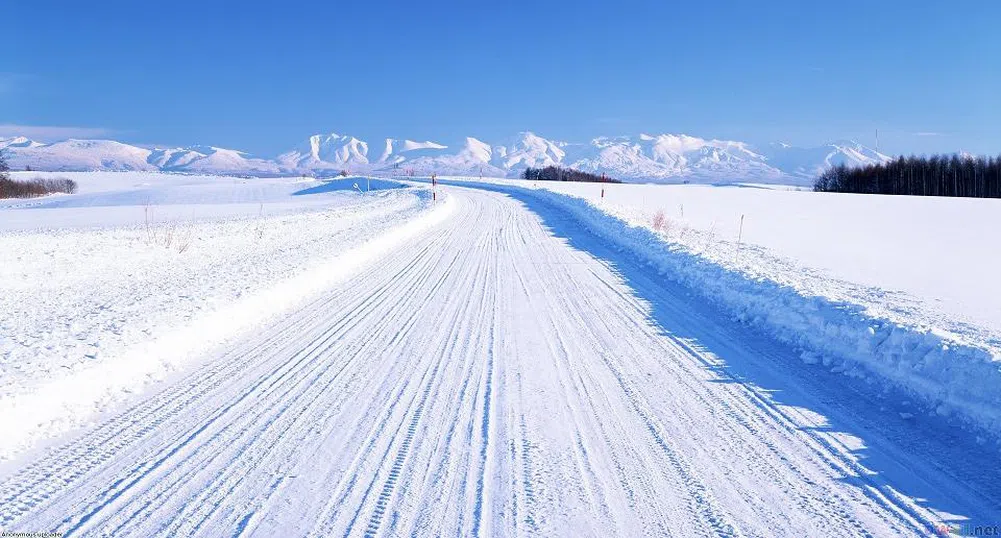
left=3, top=184, right=991, bottom=537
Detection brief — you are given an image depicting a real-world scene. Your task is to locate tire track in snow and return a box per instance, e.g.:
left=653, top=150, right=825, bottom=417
left=1, top=196, right=459, bottom=535
left=1, top=184, right=981, bottom=537
left=586, top=247, right=938, bottom=536
left=310, top=196, right=490, bottom=537
left=168, top=232, right=466, bottom=536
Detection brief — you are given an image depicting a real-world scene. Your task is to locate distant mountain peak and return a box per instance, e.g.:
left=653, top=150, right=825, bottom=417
left=1, top=131, right=905, bottom=185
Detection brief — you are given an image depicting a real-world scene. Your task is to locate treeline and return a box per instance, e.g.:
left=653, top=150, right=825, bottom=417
left=0, top=150, right=78, bottom=198
left=522, top=166, right=621, bottom=183
left=814, top=154, right=1001, bottom=198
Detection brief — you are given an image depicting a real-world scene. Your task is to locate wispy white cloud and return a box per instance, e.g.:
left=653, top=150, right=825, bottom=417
left=912, top=131, right=943, bottom=137
left=0, top=124, right=115, bottom=141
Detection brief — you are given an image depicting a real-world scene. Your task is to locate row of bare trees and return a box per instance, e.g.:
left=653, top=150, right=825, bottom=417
left=0, top=150, right=78, bottom=198
left=814, top=154, right=1001, bottom=198
left=522, top=166, right=621, bottom=183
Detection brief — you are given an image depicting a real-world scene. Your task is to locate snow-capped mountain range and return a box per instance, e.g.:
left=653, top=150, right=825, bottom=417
left=0, top=132, right=892, bottom=185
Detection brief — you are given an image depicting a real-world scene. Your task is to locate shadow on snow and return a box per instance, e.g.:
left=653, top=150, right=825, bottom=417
left=292, top=178, right=404, bottom=196
left=437, top=178, right=1001, bottom=534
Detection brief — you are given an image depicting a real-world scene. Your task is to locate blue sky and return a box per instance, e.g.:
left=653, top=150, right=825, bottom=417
left=4, top=1, right=999, bottom=156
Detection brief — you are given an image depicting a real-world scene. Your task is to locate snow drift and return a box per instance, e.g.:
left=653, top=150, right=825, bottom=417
left=445, top=179, right=1001, bottom=436
left=0, top=175, right=449, bottom=459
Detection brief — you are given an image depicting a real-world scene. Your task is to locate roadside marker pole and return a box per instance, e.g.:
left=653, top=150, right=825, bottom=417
left=735, top=214, right=745, bottom=261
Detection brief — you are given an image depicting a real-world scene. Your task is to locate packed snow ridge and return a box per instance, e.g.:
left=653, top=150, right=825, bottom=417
left=0, top=132, right=891, bottom=185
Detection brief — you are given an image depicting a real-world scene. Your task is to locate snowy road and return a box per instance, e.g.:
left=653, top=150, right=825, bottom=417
left=2, top=184, right=999, bottom=537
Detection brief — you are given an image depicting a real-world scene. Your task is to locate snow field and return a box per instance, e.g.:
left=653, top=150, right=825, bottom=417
left=0, top=171, right=405, bottom=230
left=6, top=183, right=983, bottom=536
left=440, top=178, right=1001, bottom=437
left=536, top=181, right=1001, bottom=335
left=0, top=174, right=450, bottom=459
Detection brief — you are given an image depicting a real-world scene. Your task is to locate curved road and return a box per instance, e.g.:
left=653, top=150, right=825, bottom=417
left=1, top=184, right=998, bottom=537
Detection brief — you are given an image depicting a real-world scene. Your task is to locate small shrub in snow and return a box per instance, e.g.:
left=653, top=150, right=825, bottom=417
left=651, top=210, right=666, bottom=232
left=143, top=204, right=194, bottom=253
left=254, top=203, right=266, bottom=240
left=702, top=222, right=718, bottom=254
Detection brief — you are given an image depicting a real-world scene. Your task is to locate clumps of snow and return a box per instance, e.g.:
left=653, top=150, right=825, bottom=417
left=498, top=184, right=1001, bottom=437
left=0, top=183, right=452, bottom=459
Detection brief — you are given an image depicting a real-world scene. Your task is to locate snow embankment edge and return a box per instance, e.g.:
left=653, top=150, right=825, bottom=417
left=491, top=182, right=1001, bottom=437
left=0, top=188, right=456, bottom=461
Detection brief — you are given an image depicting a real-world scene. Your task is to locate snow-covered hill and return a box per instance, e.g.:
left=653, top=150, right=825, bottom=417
left=563, top=134, right=789, bottom=183
left=1, top=138, right=280, bottom=176
left=0, top=138, right=157, bottom=172
left=172, top=146, right=281, bottom=175
left=761, top=140, right=892, bottom=178
left=0, top=131, right=892, bottom=184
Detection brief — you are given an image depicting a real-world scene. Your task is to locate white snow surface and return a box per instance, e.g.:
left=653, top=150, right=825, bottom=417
left=501, top=180, right=1001, bottom=338
left=1, top=174, right=998, bottom=536
left=0, top=172, right=437, bottom=458
left=1, top=132, right=892, bottom=184
left=443, top=177, right=1001, bottom=433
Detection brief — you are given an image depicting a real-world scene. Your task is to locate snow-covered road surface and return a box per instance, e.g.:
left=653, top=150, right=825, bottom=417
left=2, top=184, right=999, bottom=537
